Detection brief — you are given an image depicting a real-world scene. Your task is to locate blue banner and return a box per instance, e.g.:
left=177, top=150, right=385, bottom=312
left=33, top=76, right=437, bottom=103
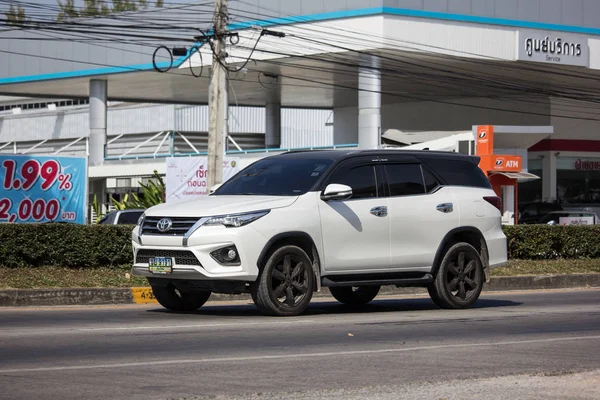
left=0, top=155, right=87, bottom=224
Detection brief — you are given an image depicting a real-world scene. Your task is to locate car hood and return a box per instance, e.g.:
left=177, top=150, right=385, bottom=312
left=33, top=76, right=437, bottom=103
left=145, top=195, right=299, bottom=217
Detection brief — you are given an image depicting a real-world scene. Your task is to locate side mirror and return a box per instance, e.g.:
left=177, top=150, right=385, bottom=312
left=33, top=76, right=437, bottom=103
left=321, top=183, right=353, bottom=201
left=209, top=183, right=222, bottom=195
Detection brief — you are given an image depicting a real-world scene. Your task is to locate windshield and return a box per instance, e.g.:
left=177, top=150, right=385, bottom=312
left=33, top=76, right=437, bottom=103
left=214, top=157, right=334, bottom=196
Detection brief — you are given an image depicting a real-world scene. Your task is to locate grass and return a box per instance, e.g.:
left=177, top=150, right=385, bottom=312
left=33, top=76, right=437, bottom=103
left=0, top=266, right=147, bottom=289
left=0, top=259, right=599, bottom=289
left=492, top=259, right=600, bottom=277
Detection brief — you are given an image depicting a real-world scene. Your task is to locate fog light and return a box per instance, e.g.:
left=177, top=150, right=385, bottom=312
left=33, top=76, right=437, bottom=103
left=226, top=249, right=237, bottom=261
left=210, top=245, right=241, bottom=265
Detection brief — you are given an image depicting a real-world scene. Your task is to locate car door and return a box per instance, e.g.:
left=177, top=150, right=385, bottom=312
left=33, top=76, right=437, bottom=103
left=383, top=161, right=460, bottom=269
left=317, top=158, right=390, bottom=272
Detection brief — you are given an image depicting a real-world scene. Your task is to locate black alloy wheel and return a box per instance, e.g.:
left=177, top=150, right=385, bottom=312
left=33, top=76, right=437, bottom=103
left=251, top=245, right=315, bottom=316
left=428, top=242, right=484, bottom=309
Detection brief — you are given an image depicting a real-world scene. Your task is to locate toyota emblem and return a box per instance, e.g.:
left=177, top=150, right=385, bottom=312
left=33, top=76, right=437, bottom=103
left=156, top=218, right=173, bottom=233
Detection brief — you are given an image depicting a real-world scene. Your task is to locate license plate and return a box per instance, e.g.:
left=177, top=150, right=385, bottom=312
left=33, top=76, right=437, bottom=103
left=148, top=257, right=174, bottom=274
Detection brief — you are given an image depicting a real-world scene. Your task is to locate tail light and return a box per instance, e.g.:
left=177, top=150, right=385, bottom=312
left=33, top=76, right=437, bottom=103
left=484, top=196, right=503, bottom=213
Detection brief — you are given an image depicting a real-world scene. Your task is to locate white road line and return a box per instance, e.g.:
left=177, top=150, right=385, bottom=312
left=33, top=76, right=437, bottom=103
left=1, top=335, right=599, bottom=374
left=0, top=320, right=317, bottom=338
left=76, top=320, right=316, bottom=331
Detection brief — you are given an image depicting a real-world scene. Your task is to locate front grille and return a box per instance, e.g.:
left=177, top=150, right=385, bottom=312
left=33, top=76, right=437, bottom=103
left=135, top=249, right=202, bottom=266
left=142, top=216, right=199, bottom=236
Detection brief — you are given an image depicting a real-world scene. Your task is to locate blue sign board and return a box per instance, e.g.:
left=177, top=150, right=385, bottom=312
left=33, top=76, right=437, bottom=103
left=0, top=155, right=87, bottom=224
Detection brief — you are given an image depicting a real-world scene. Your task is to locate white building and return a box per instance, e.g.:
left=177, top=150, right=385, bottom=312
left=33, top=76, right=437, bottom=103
left=2, top=1, right=600, bottom=220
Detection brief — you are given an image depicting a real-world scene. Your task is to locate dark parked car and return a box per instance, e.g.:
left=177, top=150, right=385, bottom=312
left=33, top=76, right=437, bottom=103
left=98, top=209, right=145, bottom=225
left=518, top=202, right=563, bottom=224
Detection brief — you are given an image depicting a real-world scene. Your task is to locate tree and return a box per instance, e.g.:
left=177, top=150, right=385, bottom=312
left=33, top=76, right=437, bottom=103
left=4, top=3, right=29, bottom=26
left=110, top=171, right=166, bottom=210
left=56, top=0, right=79, bottom=21
left=57, top=0, right=164, bottom=20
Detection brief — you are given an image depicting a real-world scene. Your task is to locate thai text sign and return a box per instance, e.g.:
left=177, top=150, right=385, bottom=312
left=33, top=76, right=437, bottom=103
left=0, top=155, right=87, bottom=224
left=559, top=216, right=595, bottom=226
left=166, top=156, right=240, bottom=203
left=574, top=159, right=600, bottom=171
left=517, top=30, right=589, bottom=67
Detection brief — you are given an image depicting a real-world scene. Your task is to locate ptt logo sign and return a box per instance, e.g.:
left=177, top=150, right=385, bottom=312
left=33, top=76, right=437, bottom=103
left=494, top=157, right=520, bottom=169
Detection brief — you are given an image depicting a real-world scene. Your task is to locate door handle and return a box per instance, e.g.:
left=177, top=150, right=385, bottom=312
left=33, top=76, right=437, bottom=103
left=436, top=203, right=453, bottom=213
left=370, top=206, right=388, bottom=217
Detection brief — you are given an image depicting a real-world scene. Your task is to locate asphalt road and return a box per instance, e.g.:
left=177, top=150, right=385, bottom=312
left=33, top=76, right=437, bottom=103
left=0, top=289, right=599, bottom=400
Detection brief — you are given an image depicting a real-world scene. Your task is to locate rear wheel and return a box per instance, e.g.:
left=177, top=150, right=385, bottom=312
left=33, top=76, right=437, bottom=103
left=151, top=285, right=211, bottom=312
left=329, top=286, right=380, bottom=306
left=429, top=242, right=484, bottom=309
left=251, top=245, right=314, bottom=316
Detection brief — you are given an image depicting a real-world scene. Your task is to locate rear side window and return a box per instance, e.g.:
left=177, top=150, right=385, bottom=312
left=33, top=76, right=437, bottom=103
left=384, top=164, right=426, bottom=196
left=424, top=158, right=491, bottom=188
left=422, top=167, right=439, bottom=192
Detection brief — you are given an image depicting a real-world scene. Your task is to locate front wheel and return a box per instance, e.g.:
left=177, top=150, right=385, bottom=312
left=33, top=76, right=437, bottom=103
left=429, top=242, right=484, bottom=309
left=151, top=285, right=211, bottom=312
left=329, top=286, right=380, bottom=306
left=251, top=245, right=315, bottom=316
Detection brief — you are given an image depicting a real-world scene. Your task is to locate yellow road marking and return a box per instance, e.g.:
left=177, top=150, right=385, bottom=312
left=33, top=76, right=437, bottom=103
left=131, top=287, right=158, bottom=304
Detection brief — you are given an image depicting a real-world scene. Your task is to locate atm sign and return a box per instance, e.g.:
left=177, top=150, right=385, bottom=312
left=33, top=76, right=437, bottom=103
left=492, top=156, right=521, bottom=172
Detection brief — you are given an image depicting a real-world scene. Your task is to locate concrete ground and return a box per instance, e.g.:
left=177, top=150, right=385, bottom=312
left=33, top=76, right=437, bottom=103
left=0, top=289, right=599, bottom=400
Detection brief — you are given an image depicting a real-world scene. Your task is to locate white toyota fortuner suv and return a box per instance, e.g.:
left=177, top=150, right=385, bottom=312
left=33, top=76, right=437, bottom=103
left=131, top=150, right=507, bottom=316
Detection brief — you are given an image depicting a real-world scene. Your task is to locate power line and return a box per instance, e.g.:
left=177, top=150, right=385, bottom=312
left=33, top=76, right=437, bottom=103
left=2, top=0, right=600, bottom=122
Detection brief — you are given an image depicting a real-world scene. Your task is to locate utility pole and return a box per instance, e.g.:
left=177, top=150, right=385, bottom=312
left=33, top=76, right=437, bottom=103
left=207, top=0, right=228, bottom=189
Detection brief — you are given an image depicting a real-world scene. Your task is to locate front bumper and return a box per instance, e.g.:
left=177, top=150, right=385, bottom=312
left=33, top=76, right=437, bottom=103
left=131, top=224, right=268, bottom=282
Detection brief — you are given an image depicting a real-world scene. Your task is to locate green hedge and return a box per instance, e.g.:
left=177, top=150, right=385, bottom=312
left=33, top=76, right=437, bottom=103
left=503, top=225, right=600, bottom=260
left=0, top=224, right=134, bottom=268
left=0, top=224, right=599, bottom=268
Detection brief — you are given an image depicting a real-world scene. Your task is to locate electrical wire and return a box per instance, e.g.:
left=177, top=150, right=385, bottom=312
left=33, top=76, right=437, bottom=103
left=2, top=0, right=600, bottom=121
left=188, top=45, right=203, bottom=77
left=226, top=1, right=600, bottom=86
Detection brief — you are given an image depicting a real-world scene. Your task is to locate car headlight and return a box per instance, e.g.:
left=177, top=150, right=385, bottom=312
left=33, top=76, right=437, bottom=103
left=203, top=210, right=270, bottom=228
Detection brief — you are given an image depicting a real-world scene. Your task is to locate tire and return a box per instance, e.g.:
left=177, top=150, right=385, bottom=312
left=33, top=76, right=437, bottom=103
left=251, top=245, right=315, bottom=316
left=151, top=285, right=211, bottom=312
left=429, top=242, right=484, bottom=309
left=426, top=284, right=443, bottom=308
left=329, top=286, right=380, bottom=306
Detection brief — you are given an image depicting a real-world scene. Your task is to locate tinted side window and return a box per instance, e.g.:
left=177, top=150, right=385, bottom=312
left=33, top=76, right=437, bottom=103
left=118, top=211, right=143, bottom=224
left=328, top=164, right=379, bottom=199
left=539, top=204, right=561, bottom=214
left=384, top=164, right=425, bottom=196
left=521, top=204, right=539, bottom=217
left=422, top=167, right=440, bottom=192
left=424, top=158, right=491, bottom=188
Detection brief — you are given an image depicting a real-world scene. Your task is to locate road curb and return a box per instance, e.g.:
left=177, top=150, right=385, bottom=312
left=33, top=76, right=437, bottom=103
left=0, top=288, right=133, bottom=307
left=0, top=274, right=599, bottom=307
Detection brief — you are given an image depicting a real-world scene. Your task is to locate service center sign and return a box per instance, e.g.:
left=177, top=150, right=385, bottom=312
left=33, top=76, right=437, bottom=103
left=516, top=30, right=589, bottom=67
left=166, top=156, right=240, bottom=203
left=0, top=154, right=87, bottom=224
